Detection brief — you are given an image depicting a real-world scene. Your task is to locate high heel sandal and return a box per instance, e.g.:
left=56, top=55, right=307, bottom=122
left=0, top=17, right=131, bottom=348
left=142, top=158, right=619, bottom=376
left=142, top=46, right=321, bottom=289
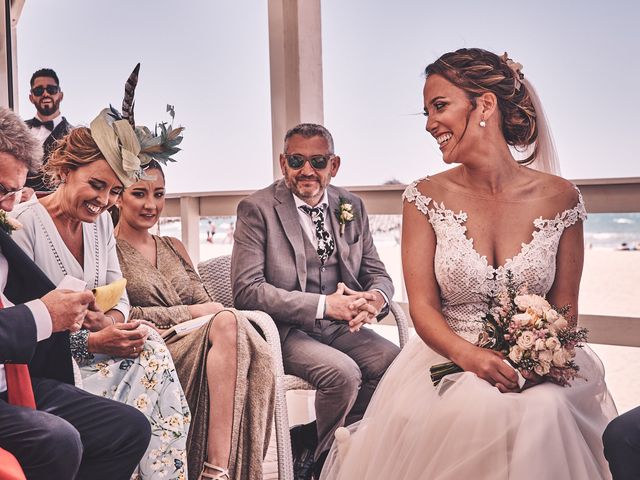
left=199, top=461, right=229, bottom=480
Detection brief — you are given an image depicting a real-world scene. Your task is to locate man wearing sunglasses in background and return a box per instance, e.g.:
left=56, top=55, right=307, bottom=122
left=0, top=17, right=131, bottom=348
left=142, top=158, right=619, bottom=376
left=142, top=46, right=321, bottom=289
left=23, top=68, right=73, bottom=197
left=232, top=123, right=399, bottom=479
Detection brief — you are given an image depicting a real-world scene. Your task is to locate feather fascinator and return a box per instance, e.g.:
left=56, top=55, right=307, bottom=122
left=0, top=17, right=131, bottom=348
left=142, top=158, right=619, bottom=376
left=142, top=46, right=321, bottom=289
left=90, top=63, right=184, bottom=187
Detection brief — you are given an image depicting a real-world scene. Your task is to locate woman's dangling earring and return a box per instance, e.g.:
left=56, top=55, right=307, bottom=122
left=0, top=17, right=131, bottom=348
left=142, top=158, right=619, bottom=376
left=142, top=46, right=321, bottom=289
left=479, top=119, right=486, bottom=128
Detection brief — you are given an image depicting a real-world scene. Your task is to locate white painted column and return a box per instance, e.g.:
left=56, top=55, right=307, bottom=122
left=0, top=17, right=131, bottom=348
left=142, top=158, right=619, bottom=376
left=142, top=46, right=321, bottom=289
left=180, top=196, right=201, bottom=264
left=267, top=0, right=324, bottom=180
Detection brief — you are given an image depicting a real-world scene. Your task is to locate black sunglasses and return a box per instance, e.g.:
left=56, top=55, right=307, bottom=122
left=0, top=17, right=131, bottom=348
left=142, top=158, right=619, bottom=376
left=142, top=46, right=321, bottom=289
left=284, top=154, right=333, bottom=170
left=31, top=85, right=60, bottom=96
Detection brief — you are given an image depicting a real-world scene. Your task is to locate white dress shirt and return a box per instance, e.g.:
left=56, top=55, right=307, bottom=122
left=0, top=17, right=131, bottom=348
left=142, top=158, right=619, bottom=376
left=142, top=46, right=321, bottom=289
left=29, top=113, right=63, bottom=144
left=0, top=252, right=53, bottom=393
left=292, top=191, right=388, bottom=320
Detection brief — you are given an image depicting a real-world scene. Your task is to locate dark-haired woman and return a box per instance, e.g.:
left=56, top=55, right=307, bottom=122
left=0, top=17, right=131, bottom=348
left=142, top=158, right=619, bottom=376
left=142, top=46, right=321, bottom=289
left=114, top=161, right=274, bottom=480
left=320, top=48, right=616, bottom=480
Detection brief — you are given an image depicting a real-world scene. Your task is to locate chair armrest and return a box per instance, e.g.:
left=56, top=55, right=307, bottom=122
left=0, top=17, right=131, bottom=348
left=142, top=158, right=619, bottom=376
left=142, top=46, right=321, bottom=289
left=390, top=301, right=410, bottom=349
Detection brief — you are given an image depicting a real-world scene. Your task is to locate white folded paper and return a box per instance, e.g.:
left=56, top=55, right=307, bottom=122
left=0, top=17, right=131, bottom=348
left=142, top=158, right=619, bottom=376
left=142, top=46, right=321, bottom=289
left=57, top=275, right=87, bottom=292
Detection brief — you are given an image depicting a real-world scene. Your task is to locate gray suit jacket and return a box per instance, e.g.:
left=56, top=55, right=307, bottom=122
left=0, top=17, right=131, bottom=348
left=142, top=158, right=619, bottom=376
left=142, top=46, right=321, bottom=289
left=232, top=179, right=393, bottom=340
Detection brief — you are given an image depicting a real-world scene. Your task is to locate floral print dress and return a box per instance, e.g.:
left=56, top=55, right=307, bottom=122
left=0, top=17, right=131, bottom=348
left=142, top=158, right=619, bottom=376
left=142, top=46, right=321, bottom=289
left=10, top=202, right=191, bottom=480
left=81, top=328, right=190, bottom=480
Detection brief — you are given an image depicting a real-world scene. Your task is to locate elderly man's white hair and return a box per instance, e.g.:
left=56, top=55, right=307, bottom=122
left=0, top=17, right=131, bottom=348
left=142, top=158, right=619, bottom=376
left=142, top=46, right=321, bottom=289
left=0, top=107, right=43, bottom=171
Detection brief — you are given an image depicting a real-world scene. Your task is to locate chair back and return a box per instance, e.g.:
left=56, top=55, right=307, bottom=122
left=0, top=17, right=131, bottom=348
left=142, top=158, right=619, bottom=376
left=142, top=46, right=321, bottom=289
left=198, top=255, right=234, bottom=308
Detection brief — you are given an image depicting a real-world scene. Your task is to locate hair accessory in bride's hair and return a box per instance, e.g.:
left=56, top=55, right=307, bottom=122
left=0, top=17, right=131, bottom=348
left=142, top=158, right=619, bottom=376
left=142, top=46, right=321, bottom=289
left=500, top=52, right=524, bottom=92
left=90, top=63, right=185, bottom=187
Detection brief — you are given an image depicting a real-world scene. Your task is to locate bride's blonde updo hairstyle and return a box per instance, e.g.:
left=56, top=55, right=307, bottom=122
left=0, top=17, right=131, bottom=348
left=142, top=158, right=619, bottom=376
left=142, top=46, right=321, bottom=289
left=45, top=127, right=104, bottom=187
left=425, top=48, right=538, bottom=164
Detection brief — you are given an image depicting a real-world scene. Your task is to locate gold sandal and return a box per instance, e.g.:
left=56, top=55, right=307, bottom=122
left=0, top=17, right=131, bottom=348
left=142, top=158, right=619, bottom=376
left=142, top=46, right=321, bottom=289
left=199, top=461, right=229, bottom=480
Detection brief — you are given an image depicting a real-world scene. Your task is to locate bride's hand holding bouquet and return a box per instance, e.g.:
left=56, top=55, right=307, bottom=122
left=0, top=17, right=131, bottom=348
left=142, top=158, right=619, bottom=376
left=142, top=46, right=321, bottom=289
left=431, top=272, right=588, bottom=392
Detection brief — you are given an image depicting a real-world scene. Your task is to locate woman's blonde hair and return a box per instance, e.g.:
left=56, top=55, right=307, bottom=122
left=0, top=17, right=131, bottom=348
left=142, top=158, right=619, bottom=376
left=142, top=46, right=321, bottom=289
left=44, top=127, right=104, bottom=186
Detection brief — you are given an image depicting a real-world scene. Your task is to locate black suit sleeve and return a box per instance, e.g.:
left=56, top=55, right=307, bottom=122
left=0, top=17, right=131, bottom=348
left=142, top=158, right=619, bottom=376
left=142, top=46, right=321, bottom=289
left=0, top=304, right=38, bottom=363
left=0, top=229, right=73, bottom=384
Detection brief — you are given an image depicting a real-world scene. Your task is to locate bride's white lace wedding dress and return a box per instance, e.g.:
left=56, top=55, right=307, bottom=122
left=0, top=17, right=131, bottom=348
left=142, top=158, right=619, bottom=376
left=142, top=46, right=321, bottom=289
left=320, top=178, right=617, bottom=480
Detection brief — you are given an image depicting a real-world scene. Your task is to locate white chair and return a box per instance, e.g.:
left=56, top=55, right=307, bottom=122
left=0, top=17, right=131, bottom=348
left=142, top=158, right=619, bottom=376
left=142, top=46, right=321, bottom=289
left=198, top=254, right=410, bottom=480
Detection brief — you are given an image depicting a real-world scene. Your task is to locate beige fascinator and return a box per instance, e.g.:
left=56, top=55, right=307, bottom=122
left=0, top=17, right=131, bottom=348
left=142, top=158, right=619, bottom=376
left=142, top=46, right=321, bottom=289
left=90, top=63, right=184, bottom=187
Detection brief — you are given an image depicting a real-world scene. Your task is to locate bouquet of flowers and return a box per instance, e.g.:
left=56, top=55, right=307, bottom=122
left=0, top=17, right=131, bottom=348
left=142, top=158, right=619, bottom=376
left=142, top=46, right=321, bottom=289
left=430, top=272, right=588, bottom=387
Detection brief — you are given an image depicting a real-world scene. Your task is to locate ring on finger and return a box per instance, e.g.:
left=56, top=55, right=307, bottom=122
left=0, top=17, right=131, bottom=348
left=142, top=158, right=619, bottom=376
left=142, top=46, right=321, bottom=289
left=133, top=346, right=137, bottom=354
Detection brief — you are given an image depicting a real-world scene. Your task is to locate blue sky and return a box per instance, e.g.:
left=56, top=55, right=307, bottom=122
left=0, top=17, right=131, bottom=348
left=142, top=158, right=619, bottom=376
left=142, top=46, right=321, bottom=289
left=16, top=0, right=639, bottom=193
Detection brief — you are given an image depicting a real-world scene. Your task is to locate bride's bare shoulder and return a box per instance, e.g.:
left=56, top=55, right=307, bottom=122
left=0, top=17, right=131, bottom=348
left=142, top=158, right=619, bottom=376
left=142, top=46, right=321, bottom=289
left=525, top=168, right=580, bottom=210
left=413, top=167, right=460, bottom=199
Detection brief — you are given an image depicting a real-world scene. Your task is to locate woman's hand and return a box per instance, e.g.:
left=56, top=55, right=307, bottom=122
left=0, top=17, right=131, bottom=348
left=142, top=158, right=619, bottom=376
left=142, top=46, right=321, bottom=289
left=457, top=346, right=521, bottom=393
left=187, top=302, right=225, bottom=319
left=82, top=308, right=113, bottom=332
left=87, top=321, right=148, bottom=358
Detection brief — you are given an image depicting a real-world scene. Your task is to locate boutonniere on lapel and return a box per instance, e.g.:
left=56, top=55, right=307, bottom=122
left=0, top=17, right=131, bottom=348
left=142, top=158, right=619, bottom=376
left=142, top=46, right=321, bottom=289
left=0, top=210, right=21, bottom=235
left=335, top=197, right=355, bottom=236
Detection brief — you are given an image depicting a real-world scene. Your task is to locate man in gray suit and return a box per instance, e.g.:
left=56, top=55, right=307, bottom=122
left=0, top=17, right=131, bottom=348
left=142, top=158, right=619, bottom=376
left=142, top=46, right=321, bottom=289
left=232, top=123, right=400, bottom=478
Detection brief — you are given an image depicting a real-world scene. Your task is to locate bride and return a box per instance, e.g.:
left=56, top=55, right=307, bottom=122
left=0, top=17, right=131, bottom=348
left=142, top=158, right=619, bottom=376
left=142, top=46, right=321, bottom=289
left=320, top=48, right=617, bottom=479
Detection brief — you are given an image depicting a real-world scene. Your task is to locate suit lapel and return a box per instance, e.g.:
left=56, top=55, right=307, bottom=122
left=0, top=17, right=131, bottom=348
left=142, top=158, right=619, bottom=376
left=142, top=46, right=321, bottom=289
left=274, top=180, right=308, bottom=290
left=0, top=229, right=55, bottom=303
left=0, top=229, right=73, bottom=384
left=328, top=188, right=361, bottom=288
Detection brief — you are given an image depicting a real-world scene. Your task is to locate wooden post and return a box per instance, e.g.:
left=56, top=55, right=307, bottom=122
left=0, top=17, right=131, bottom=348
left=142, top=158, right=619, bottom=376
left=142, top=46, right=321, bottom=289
left=180, top=196, right=200, bottom=263
left=267, top=0, right=324, bottom=180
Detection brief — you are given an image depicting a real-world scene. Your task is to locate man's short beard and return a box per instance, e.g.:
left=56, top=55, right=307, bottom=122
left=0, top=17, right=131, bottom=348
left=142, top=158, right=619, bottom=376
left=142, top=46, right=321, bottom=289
left=36, top=99, right=60, bottom=117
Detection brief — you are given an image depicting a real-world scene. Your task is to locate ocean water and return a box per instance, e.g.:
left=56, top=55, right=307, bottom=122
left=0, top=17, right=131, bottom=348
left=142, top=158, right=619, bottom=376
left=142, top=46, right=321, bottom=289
left=159, top=213, right=640, bottom=250
left=583, top=213, right=640, bottom=250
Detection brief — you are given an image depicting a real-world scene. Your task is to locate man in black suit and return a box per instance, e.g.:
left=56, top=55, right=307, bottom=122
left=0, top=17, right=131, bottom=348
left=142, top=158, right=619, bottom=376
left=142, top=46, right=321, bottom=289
left=603, top=406, right=640, bottom=480
left=0, top=106, right=151, bottom=479
left=23, top=68, right=73, bottom=196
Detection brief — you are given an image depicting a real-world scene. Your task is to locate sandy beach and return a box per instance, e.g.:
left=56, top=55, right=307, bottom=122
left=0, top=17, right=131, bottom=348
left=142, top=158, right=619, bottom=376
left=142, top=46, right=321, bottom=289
left=198, top=242, right=640, bottom=414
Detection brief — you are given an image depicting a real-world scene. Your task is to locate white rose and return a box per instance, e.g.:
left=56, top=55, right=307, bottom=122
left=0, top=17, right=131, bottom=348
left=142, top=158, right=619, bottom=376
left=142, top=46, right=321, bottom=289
left=534, top=338, right=546, bottom=351
left=342, top=211, right=354, bottom=221
left=545, top=309, right=559, bottom=322
left=553, top=316, right=569, bottom=331
left=513, top=313, right=534, bottom=328
left=552, top=349, right=568, bottom=367
left=516, top=331, right=536, bottom=350
left=538, top=349, right=553, bottom=364
left=515, top=294, right=550, bottom=315
left=545, top=337, right=562, bottom=351
left=535, top=360, right=551, bottom=376
left=509, top=345, right=524, bottom=363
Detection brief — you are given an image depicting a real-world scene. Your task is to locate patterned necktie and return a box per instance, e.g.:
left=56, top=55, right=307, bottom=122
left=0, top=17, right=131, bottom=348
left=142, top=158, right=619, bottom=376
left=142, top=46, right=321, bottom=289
left=299, top=205, right=335, bottom=265
left=31, top=118, right=54, bottom=131
left=1, top=296, right=36, bottom=409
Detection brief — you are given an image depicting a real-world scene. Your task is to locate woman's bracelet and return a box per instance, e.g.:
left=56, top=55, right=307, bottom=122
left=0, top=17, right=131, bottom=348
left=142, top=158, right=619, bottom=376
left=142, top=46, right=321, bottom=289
left=106, top=315, right=116, bottom=326
left=70, top=329, right=94, bottom=364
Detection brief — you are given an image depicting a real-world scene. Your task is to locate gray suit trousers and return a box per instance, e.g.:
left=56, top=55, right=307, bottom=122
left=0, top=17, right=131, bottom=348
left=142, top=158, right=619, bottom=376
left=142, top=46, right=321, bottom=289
left=282, top=320, right=400, bottom=458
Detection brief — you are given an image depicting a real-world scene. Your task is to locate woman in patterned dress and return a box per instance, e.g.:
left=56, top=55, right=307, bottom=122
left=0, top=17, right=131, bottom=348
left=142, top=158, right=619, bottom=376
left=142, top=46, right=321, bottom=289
left=11, top=114, right=190, bottom=480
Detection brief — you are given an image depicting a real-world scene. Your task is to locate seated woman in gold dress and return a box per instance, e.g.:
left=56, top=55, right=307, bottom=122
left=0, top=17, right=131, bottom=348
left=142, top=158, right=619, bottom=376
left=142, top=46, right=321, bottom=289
left=114, top=161, right=275, bottom=480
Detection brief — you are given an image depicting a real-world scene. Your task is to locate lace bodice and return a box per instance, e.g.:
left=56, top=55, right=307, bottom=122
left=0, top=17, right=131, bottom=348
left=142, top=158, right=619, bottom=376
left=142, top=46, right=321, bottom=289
left=403, top=177, right=587, bottom=342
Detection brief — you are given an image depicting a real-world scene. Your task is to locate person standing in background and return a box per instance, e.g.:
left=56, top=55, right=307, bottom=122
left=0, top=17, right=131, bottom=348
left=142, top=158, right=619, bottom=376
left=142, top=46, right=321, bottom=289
left=23, top=68, right=72, bottom=198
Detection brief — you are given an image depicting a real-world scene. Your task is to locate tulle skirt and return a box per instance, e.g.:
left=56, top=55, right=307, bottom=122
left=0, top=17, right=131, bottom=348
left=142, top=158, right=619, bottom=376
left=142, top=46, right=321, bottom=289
left=320, top=335, right=617, bottom=480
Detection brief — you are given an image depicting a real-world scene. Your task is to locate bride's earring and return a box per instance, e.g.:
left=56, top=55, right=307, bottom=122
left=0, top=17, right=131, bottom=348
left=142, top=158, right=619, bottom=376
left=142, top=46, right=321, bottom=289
left=479, top=119, right=486, bottom=128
